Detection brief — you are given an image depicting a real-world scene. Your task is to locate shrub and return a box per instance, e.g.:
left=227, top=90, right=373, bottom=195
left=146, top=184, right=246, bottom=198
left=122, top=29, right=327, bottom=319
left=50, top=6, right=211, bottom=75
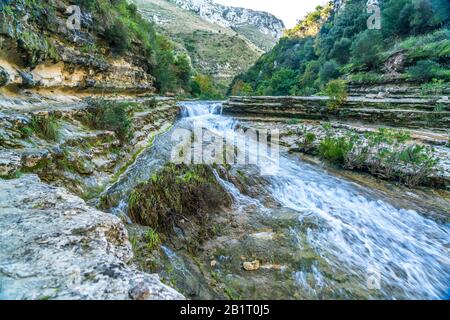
left=305, top=132, right=316, bottom=145
left=144, top=229, right=161, bottom=251
left=30, top=115, right=60, bottom=141
left=127, top=164, right=231, bottom=230
left=324, top=79, right=348, bottom=110
left=319, top=136, right=354, bottom=165
left=84, top=99, right=132, bottom=143
left=104, top=20, right=130, bottom=55
left=350, top=30, right=383, bottom=69
left=174, top=54, right=192, bottom=89
left=407, top=60, right=443, bottom=82
left=286, top=118, right=301, bottom=125
left=330, top=38, right=352, bottom=64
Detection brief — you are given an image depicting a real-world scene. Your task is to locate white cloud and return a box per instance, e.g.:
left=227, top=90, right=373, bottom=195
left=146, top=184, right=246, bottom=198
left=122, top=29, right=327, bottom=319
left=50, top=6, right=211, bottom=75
left=214, top=0, right=329, bottom=28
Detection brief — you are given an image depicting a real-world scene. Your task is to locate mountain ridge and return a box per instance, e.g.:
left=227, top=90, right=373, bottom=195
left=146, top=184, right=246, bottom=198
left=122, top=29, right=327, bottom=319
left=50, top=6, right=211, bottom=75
left=168, top=0, right=285, bottom=39
left=134, top=0, right=283, bottom=91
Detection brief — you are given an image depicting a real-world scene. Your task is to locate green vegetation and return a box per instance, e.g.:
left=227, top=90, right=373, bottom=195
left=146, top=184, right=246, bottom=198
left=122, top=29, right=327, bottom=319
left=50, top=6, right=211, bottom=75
left=134, top=0, right=264, bottom=96
left=319, top=136, right=355, bottom=165
left=83, top=99, right=132, bottom=143
left=317, top=128, right=437, bottom=186
left=144, top=228, right=161, bottom=251
left=230, top=0, right=450, bottom=96
left=323, top=80, right=348, bottom=111
left=29, top=115, right=60, bottom=141
left=2, top=0, right=194, bottom=94
left=190, top=74, right=224, bottom=100
left=128, top=163, right=231, bottom=230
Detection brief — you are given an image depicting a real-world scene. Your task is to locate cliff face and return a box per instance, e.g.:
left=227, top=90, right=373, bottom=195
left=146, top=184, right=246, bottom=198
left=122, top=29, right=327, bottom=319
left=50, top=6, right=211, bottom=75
left=168, top=0, right=285, bottom=39
left=0, top=0, right=164, bottom=101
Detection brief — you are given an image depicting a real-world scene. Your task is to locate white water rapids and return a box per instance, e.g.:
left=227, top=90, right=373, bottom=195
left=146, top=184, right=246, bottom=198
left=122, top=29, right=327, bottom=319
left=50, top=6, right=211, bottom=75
left=179, top=101, right=449, bottom=300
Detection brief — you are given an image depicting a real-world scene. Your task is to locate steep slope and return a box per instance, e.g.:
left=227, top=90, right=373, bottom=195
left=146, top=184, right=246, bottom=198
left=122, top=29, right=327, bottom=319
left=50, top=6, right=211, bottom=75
left=168, top=0, right=284, bottom=50
left=230, top=0, right=449, bottom=96
left=133, top=0, right=283, bottom=90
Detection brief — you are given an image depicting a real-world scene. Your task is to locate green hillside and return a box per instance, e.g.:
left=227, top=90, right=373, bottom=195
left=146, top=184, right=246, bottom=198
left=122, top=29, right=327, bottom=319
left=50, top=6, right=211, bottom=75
left=133, top=0, right=263, bottom=94
left=230, top=0, right=450, bottom=96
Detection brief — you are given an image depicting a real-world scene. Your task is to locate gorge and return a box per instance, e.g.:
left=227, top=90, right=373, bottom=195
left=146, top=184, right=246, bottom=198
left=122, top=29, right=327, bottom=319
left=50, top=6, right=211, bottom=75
left=0, top=0, right=449, bottom=301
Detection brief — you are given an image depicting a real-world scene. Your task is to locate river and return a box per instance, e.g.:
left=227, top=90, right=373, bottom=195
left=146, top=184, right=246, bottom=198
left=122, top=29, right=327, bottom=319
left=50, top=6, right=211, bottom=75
left=113, top=101, right=450, bottom=300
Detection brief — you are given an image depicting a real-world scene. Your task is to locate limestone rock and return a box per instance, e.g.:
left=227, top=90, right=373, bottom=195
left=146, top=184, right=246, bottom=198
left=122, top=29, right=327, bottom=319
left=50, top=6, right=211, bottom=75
left=243, top=260, right=260, bottom=271
left=0, top=151, right=21, bottom=177
left=0, top=175, right=184, bottom=300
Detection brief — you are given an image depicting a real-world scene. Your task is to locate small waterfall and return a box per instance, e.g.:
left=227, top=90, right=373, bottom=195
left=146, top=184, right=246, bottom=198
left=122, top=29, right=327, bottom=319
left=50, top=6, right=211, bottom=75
left=173, top=100, right=450, bottom=299
left=181, top=101, right=222, bottom=117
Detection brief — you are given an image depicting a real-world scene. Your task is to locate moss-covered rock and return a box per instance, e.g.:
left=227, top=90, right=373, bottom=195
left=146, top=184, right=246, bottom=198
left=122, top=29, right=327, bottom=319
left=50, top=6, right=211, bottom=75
left=128, top=163, right=232, bottom=230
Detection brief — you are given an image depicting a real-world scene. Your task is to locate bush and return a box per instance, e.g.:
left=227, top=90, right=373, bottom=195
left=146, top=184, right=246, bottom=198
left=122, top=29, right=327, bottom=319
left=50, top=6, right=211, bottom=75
left=330, top=38, right=352, bottom=64
left=128, top=164, right=231, bottom=230
left=324, top=79, right=348, bottom=110
left=84, top=99, right=132, bottom=143
left=305, top=132, right=316, bottom=145
left=407, top=60, right=443, bottom=81
left=104, top=20, right=130, bottom=55
left=269, top=68, right=298, bottom=96
left=30, top=115, right=60, bottom=141
left=319, top=136, right=354, bottom=165
left=350, top=30, right=383, bottom=69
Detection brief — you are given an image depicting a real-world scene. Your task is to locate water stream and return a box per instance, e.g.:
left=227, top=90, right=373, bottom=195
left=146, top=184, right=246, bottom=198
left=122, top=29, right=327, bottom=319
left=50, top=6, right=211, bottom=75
left=176, top=101, right=449, bottom=300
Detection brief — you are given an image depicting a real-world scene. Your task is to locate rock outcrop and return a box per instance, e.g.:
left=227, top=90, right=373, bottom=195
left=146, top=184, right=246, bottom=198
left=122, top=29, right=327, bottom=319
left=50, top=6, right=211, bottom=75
left=0, top=174, right=184, bottom=300
left=168, top=0, right=285, bottom=39
left=0, top=0, right=156, bottom=97
left=223, top=96, right=450, bottom=129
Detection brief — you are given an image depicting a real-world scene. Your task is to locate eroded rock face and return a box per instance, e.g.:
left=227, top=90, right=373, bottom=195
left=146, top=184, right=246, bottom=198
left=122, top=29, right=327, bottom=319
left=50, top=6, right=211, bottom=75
left=0, top=175, right=184, bottom=300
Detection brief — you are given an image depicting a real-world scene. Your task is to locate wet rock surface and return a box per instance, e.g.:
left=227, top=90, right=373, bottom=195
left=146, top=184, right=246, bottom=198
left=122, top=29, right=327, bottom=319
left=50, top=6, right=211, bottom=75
left=0, top=175, right=184, bottom=300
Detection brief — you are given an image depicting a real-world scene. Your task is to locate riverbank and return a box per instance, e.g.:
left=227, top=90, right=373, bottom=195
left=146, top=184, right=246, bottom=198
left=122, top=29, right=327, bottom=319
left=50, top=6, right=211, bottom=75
left=0, top=96, right=185, bottom=299
left=224, top=95, right=450, bottom=190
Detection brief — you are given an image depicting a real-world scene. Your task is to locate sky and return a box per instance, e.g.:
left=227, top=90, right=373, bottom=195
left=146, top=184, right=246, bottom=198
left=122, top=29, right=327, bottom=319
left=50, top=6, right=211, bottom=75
left=214, top=0, right=329, bottom=28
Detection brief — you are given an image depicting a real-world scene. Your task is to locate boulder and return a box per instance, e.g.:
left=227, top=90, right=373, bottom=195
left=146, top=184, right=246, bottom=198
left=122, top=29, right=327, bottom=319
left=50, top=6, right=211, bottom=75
left=0, top=175, right=184, bottom=300
left=243, top=260, right=260, bottom=271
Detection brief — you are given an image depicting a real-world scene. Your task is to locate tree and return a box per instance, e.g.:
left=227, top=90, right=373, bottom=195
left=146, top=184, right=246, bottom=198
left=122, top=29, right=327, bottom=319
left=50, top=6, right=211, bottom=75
left=407, top=60, right=441, bottom=81
left=192, top=74, right=220, bottom=99
left=350, top=30, right=383, bottom=70
left=104, top=20, right=130, bottom=55
left=241, top=83, right=253, bottom=96
left=330, top=38, right=351, bottom=64
left=174, top=54, right=192, bottom=88
left=269, top=68, right=297, bottom=96
left=324, top=79, right=348, bottom=110
left=319, top=60, right=340, bottom=84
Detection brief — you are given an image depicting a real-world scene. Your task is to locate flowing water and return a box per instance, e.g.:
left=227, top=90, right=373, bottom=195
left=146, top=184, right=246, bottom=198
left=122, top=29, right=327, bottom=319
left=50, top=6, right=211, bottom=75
left=174, top=101, right=449, bottom=300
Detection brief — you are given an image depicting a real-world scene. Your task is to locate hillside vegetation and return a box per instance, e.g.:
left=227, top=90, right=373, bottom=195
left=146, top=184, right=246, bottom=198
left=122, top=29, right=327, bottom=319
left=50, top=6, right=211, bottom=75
left=230, top=0, right=450, bottom=96
left=133, top=0, right=264, bottom=97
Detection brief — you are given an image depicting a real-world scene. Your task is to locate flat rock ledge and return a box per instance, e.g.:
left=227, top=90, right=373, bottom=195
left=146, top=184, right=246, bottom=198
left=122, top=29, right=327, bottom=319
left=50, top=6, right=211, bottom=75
left=0, top=175, right=184, bottom=300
